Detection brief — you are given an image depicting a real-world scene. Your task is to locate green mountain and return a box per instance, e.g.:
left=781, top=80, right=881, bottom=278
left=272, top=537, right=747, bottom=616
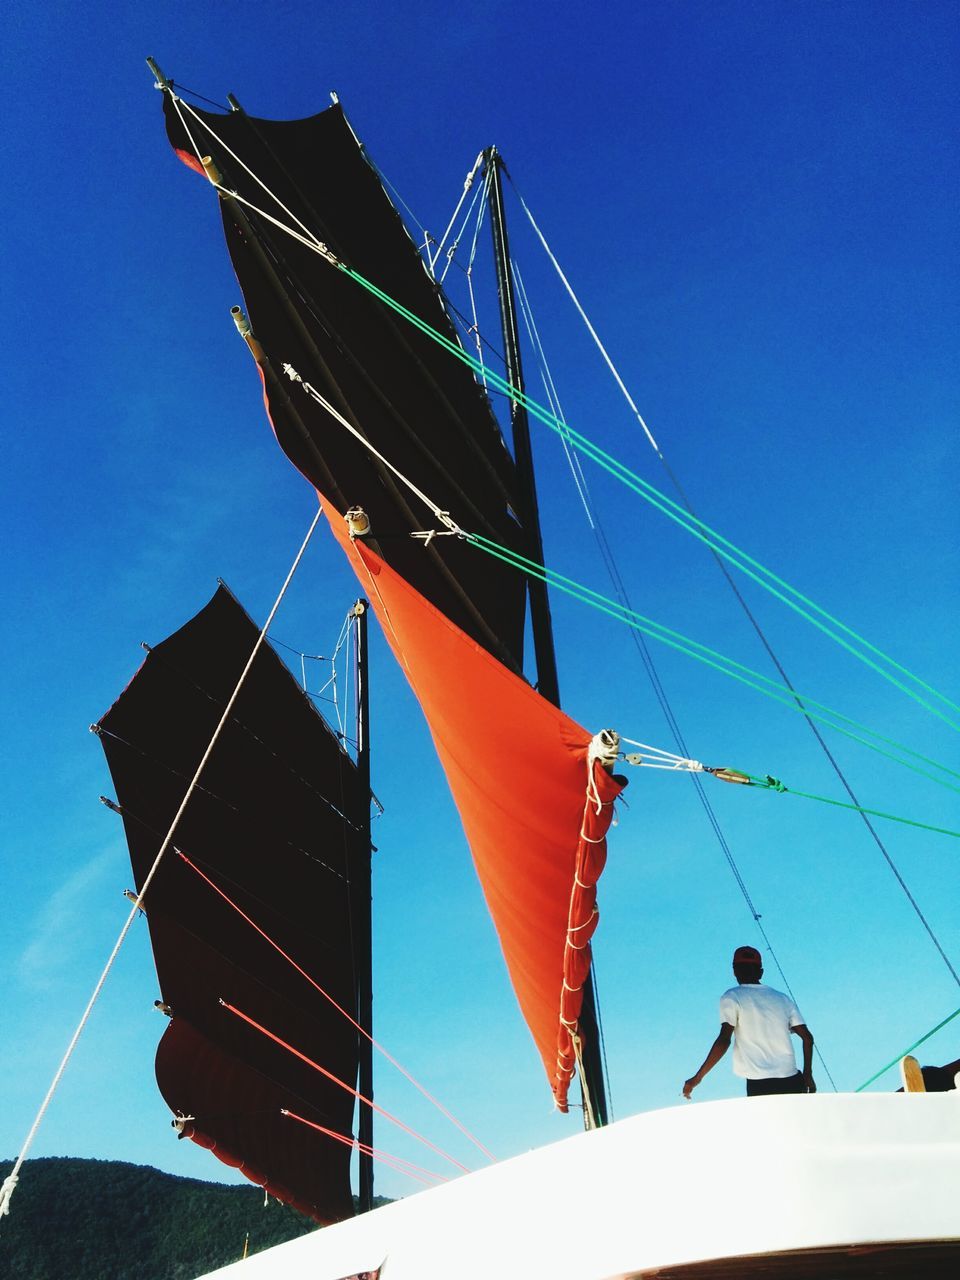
left=0, top=1156, right=386, bottom=1279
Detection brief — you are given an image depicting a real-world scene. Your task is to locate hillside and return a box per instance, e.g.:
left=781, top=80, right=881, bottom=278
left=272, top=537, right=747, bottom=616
left=0, top=1156, right=387, bottom=1279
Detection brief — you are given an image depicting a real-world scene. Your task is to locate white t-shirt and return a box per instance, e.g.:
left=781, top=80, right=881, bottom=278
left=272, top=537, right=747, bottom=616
left=719, top=983, right=804, bottom=1079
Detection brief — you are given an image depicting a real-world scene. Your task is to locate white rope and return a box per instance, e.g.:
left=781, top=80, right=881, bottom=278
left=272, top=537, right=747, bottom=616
left=177, top=98, right=327, bottom=253
left=284, top=366, right=464, bottom=539
left=439, top=162, right=489, bottom=287
left=618, top=734, right=704, bottom=772
left=447, top=166, right=492, bottom=387
left=586, top=729, right=620, bottom=813
left=513, top=258, right=596, bottom=529
left=169, top=95, right=338, bottom=267
left=0, top=504, right=323, bottom=1221
left=0, top=1174, right=17, bottom=1218
left=430, top=152, right=485, bottom=274
left=516, top=189, right=663, bottom=456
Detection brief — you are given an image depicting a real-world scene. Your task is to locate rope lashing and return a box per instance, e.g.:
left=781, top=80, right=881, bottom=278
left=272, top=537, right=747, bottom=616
left=0, top=1175, right=18, bottom=1218
left=855, top=1005, right=960, bottom=1092
left=555, top=735, right=622, bottom=1107
left=587, top=728, right=619, bottom=813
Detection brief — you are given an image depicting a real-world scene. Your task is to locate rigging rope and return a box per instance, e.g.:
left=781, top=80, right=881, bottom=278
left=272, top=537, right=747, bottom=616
left=169, top=91, right=956, bottom=730
left=0, top=505, right=323, bottom=1222
left=507, top=261, right=833, bottom=1073
left=282, top=1110, right=447, bottom=1187
left=283, top=356, right=955, bottom=796
left=177, top=849, right=496, bottom=1160
left=429, top=151, right=485, bottom=276
left=511, top=180, right=960, bottom=993
left=464, top=533, right=959, bottom=795
left=337, top=263, right=960, bottom=732
left=221, top=1000, right=472, bottom=1173
left=855, top=1005, right=960, bottom=1092
left=161, top=96, right=959, bottom=1061
left=736, top=774, right=960, bottom=840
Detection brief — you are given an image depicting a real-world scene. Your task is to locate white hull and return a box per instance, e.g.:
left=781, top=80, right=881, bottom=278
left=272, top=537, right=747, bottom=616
left=196, top=1093, right=960, bottom=1278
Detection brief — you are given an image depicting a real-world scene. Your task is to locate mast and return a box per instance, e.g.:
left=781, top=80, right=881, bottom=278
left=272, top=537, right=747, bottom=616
left=353, top=598, right=374, bottom=1211
left=483, top=148, right=609, bottom=1129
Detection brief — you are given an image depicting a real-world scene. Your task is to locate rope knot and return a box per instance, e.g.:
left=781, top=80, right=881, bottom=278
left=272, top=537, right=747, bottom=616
left=0, top=1173, right=19, bottom=1217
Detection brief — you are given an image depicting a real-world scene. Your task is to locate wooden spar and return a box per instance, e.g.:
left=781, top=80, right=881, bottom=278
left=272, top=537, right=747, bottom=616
left=484, top=147, right=610, bottom=1130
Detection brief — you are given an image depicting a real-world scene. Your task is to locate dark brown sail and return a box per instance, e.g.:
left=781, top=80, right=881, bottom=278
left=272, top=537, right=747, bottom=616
left=163, top=94, right=527, bottom=673
left=96, top=585, right=367, bottom=1223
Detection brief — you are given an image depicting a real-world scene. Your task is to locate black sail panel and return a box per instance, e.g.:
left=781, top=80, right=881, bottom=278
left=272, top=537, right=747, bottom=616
left=97, top=585, right=364, bottom=1224
left=163, top=96, right=527, bottom=670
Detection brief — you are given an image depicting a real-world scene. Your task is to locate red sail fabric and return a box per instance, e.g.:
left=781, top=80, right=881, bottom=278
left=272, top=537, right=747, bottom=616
left=156, top=1018, right=327, bottom=1222
left=322, top=500, right=626, bottom=1110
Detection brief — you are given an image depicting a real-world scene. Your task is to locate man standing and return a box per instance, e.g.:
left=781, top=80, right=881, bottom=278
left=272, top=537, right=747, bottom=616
left=683, top=945, right=816, bottom=1098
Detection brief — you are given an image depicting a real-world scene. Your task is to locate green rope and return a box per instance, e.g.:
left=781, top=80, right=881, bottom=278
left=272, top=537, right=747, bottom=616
left=464, top=532, right=960, bottom=796
left=337, top=262, right=960, bottom=729
left=739, top=772, right=960, bottom=839
left=855, top=1005, right=960, bottom=1091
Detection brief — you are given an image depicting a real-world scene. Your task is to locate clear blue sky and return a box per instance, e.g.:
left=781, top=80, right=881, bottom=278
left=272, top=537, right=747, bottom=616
left=2, top=0, right=957, bottom=1207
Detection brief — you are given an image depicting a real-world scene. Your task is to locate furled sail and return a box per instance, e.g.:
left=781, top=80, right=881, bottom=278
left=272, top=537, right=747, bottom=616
left=96, top=585, right=367, bottom=1222
left=161, top=96, right=625, bottom=1111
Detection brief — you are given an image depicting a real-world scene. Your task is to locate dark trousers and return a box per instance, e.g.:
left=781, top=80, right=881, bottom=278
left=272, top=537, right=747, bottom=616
left=746, top=1071, right=806, bottom=1096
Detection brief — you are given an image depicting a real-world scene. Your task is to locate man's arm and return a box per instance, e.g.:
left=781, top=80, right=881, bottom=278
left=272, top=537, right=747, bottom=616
left=683, top=1024, right=733, bottom=1099
left=791, top=1024, right=816, bottom=1093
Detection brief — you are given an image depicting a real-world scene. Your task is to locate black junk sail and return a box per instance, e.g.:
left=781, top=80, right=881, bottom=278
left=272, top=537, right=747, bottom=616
left=95, top=585, right=368, bottom=1224
left=161, top=94, right=528, bottom=675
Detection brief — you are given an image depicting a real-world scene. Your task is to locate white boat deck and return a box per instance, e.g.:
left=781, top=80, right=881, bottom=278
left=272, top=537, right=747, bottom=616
left=197, top=1093, right=960, bottom=1279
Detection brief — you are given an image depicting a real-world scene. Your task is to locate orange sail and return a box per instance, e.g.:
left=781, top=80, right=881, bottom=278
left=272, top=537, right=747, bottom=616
left=323, top=504, right=625, bottom=1108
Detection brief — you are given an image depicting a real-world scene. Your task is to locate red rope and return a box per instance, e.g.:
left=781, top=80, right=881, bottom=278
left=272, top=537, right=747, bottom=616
left=282, top=1110, right=447, bottom=1187
left=220, top=999, right=471, bottom=1173
left=177, top=849, right=495, bottom=1160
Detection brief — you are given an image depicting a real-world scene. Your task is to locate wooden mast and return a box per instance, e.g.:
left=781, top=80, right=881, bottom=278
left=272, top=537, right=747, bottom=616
left=484, top=147, right=610, bottom=1129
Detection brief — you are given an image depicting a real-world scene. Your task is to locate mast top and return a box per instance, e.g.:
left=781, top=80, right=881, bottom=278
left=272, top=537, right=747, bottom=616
left=146, top=57, right=170, bottom=91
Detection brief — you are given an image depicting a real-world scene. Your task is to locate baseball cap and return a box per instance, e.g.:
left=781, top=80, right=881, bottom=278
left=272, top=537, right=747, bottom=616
left=732, top=945, right=762, bottom=966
